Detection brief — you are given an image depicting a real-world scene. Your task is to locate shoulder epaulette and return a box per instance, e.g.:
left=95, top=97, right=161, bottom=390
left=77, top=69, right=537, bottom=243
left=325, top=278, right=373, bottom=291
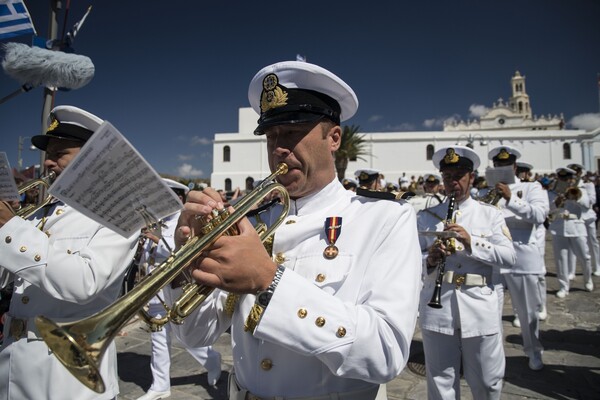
left=356, top=187, right=415, bottom=200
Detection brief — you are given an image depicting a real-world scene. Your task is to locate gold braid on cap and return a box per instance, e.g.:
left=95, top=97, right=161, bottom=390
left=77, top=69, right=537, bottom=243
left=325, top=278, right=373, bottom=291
left=359, top=172, right=370, bottom=181
left=426, top=175, right=437, bottom=182
left=444, top=148, right=460, bottom=164
left=498, top=148, right=510, bottom=160
left=47, top=118, right=59, bottom=132
left=260, top=73, right=288, bottom=113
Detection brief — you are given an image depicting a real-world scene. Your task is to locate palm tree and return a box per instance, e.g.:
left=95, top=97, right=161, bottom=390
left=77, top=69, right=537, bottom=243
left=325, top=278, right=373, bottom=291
left=334, top=124, right=369, bottom=181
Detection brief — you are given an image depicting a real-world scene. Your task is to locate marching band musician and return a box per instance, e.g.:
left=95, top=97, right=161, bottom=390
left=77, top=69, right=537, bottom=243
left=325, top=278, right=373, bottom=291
left=548, top=167, right=594, bottom=297
left=0, top=106, right=138, bottom=400
left=487, top=146, right=549, bottom=370
left=136, top=179, right=222, bottom=400
left=407, top=173, right=446, bottom=213
left=417, top=146, right=516, bottom=400
left=566, top=163, right=600, bottom=280
left=170, top=61, right=422, bottom=400
left=355, top=168, right=381, bottom=190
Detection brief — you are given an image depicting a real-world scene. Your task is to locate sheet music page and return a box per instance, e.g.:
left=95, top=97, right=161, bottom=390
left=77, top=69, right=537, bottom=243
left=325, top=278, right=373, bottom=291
left=49, top=121, right=183, bottom=238
left=0, top=152, right=20, bottom=202
left=485, top=165, right=516, bottom=187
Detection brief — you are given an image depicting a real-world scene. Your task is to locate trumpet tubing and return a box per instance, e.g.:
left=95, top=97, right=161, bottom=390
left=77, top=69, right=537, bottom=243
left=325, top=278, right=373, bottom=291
left=16, top=172, right=56, bottom=218
left=34, top=163, right=290, bottom=393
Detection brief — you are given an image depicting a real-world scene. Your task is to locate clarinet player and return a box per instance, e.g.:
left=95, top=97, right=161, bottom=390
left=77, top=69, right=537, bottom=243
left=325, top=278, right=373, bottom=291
left=417, top=146, right=516, bottom=400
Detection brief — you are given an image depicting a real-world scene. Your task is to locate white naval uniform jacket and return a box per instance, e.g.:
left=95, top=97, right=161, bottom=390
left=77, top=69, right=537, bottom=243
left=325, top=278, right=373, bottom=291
left=548, top=190, right=590, bottom=237
left=170, top=179, right=422, bottom=398
left=417, top=196, right=516, bottom=338
left=578, top=180, right=597, bottom=222
left=0, top=201, right=137, bottom=400
left=495, top=180, right=549, bottom=275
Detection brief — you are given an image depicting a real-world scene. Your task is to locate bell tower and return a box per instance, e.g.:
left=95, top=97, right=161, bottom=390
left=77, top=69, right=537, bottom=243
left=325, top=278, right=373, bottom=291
left=509, top=71, right=532, bottom=118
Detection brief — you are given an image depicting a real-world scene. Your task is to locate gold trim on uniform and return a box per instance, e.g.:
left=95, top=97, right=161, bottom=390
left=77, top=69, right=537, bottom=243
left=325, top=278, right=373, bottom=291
left=244, top=303, right=264, bottom=333
left=502, top=225, right=513, bottom=241
left=224, top=293, right=240, bottom=317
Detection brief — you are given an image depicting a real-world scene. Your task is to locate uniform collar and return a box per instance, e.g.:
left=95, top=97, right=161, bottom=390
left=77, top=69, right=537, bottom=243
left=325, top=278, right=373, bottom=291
left=289, top=178, right=346, bottom=216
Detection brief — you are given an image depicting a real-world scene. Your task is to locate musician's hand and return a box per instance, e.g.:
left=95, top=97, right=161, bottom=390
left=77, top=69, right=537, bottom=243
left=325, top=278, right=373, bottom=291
left=427, top=239, right=446, bottom=267
left=188, top=216, right=277, bottom=294
left=444, top=223, right=472, bottom=253
left=144, top=231, right=160, bottom=244
left=175, top=188, right=224, bottom=249
left=495, top=182, right=511, bottom=202
left=0, top=201, right=17, bottom=228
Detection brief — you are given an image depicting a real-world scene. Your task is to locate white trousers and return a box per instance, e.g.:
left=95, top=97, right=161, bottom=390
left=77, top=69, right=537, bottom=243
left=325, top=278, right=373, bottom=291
left=553, top=235, right=591, bottom=292
left=567, top=218, right=600, bottom=275
left=422, top=329, right=504, bottom=400
left=503, top=274, right=543, bottom=359
left=147, top=302, right=221, bottom=392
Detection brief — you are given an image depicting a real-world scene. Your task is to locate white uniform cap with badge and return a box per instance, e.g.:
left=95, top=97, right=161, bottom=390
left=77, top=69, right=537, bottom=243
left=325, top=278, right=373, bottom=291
left=354, top=168, right=380, bottom=182
left=516, top=161, right=533, bottom=171
left=566, top=163, right=585, bottom=174
left=31, top=105, right=103, bottom=151
left=432, top=145, right=480, bottom=171
left=556, top=167, right=577, bottom=177
left=423, top=173, right=442, bottom=184
left=248, top=61, right=359, bottom=135
left=162, top=178, right=190, bottom=195
left=488, top=145, right=521, bottom=163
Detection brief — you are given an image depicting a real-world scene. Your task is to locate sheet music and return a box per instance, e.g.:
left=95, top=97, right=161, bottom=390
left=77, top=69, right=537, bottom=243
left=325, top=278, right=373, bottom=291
left=49, top=121, right=183, bottom=238
left=0, top=152, right=20, bottom=202
left=485, top=165, right=515, bottom=187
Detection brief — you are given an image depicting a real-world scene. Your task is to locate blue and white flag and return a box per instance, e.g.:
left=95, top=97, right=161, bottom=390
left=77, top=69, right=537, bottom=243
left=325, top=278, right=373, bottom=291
left=0, top=0, right=36, bottom=40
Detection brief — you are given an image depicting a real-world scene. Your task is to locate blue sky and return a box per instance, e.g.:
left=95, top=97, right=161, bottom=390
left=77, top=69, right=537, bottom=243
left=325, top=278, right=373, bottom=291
left=1, top=0, right=599, bottom=179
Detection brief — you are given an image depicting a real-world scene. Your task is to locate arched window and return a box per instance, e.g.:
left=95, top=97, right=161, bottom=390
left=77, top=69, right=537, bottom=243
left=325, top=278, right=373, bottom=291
left=518, top=101, right=523, bottom=112
left=245, top=177, right=254, bottom=192
left=223, top=146, right=231, bottom=162
left=426, top=144, right=435, bottom=160
left=225, top=178, right=232, bottom=191
left=562, top=143, right=571, bottom=160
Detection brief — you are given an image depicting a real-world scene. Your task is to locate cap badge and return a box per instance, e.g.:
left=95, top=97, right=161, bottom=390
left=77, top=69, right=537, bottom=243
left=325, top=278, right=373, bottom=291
left=444, top=148, right=459, bottom=164
left=498, top=149, right=510, bottom=160
left=359, top=172, right=370, bottom=181
left=260, top=73, right=288, bottom=113
left=426, top=175, right=436, bottom=182
left=47, top=118, right=59, bottom=132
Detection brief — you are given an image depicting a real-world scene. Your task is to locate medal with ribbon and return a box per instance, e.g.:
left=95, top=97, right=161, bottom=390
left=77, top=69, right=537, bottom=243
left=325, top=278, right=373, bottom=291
left=323, top=216, right=342, bottom=259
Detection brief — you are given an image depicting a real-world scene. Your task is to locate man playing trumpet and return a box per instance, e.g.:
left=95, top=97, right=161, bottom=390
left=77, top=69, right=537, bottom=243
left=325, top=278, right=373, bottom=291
left=548, top=167, right=594, bottom=297
left=417, top=146, right=515, bottom=400
left=170, top=61, right=422, bottom=400
left=0, top=106, right=137, bottom=400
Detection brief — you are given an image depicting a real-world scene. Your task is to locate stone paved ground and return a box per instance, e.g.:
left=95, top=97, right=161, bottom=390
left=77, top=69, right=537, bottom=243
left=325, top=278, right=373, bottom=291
left=115, top=235, right=600, bottom=399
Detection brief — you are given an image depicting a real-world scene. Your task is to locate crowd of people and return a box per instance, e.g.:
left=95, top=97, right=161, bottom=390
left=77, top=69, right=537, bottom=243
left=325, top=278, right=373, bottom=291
left=0, top=60, right=598, bottom=400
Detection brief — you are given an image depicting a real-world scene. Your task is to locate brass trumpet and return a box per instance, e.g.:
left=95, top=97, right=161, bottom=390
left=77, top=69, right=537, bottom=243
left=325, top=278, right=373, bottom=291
left=16, top=172, right=55, bottom=218
left=34, top=163, right=290, bottom=393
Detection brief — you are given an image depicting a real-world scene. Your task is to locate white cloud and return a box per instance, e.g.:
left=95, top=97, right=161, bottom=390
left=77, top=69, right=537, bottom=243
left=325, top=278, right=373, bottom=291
left=423, top=114, right=461, bottom=129
left=177, top=154, right=193, bottom=161
left=368, top=115, right=383, bottom=122
left=468, top=104, right=489, bottom=118
left=177, top=163, right=203, bottom=177
left=569, top=113, right=600, bottom=131
left=190, top=136, right=213, bottom=146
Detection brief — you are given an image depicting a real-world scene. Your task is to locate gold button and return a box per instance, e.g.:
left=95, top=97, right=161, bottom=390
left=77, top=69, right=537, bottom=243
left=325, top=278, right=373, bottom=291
left=315, top=317, right=326, bottom=327
left=19, top=246, right=27, bottom=252
left=5, top=236, right=11, bottom=243
left=34, top=254, right=41, bottom=262
left=274, top=253, right=285, bottom=264
left=21, top=296, right=29, bottom=304
left=315, top=273, right=326, bottom=283
left=337, top=327, right=347, bottom=337
left=297, top=308, right=308, bottom=318
left=67, top=249, right=72, bottom=254
left=285, top=220, right=296, bottom=224
left=260, top=358, right=273, bottom=370
left=56, top=209, right=64, bottom=215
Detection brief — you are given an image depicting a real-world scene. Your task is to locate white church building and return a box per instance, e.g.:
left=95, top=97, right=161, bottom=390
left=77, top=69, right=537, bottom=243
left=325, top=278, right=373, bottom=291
left=211, top=72, right=600, bottom=191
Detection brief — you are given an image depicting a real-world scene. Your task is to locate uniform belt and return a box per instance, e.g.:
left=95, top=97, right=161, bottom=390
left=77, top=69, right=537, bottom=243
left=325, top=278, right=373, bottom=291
left=443, top=271, right=486, bottom=287
left=229, top=372, right=382, bottom=400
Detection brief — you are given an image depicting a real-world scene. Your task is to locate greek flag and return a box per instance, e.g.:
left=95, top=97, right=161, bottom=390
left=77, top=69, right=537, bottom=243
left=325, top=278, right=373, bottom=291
left=0, top=0, right=36, bottom=40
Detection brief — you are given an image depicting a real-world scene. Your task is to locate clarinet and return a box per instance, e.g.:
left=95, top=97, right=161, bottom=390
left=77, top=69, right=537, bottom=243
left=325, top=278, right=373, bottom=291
left=427, top=193, right=456, bottom=309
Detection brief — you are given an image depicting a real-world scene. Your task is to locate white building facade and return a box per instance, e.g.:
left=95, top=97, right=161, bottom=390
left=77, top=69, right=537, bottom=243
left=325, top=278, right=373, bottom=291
left=211, top=107, right=600, bottom=191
